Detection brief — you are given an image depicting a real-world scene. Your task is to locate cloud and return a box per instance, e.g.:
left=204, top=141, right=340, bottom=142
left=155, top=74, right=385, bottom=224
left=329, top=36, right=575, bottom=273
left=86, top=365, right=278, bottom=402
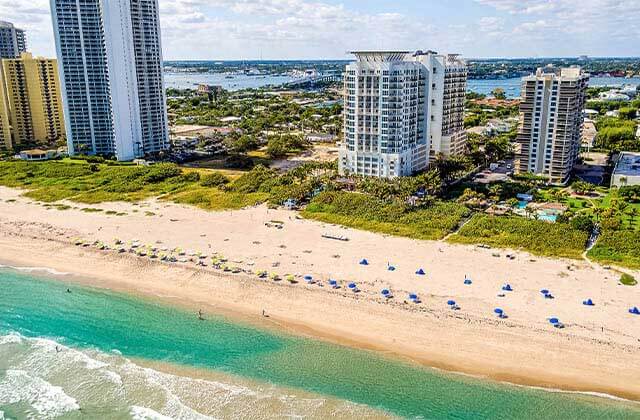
left=1, top=0, right=639, bottom=59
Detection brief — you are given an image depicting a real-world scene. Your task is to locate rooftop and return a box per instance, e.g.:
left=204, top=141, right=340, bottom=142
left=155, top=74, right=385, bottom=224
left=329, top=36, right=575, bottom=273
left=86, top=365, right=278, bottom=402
left=613, top=152, right=640, bottom=177
left=350, top=51, right=411, bottom=62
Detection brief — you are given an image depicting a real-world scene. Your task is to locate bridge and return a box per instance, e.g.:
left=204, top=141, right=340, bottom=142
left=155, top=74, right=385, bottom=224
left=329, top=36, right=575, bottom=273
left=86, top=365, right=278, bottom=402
left=284, top=74, right=343, bottom=88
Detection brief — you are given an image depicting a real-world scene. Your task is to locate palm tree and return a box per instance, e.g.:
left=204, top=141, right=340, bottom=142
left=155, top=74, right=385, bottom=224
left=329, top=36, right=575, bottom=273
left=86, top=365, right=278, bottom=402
left=627, top=207, right=639, bottom=228
left=592, top=207, right=604, bottom=222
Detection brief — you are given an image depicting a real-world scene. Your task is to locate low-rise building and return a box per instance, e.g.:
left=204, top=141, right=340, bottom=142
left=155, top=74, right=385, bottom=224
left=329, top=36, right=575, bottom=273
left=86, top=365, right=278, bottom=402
left=17, top=149, right=57, bottom=161
left=611, top=151, right=640, bottom=187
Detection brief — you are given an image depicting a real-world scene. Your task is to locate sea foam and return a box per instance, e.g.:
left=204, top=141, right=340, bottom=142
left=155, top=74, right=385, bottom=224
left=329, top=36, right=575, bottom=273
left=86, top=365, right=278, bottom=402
left=0, top=369, right=79, bottom=419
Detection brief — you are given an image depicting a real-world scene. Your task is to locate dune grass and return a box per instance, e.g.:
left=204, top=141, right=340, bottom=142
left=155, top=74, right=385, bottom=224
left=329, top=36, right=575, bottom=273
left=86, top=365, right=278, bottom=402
left=167, top=187, right=270, bottom=211
left=448, top=214, right=589, bottom=259
left=588, top=230, right=640, bottom=270
left=302, top=191, right=470, bottom=240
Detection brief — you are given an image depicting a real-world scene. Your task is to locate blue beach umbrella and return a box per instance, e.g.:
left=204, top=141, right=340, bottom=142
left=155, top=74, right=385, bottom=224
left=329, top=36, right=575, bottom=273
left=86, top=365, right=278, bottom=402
left=381, top=289, right=391, bottom=296
left=348, top=282, right=357, bottom=289
left=387, top=265, right=396, bottom=271
left=328, top=279, right=338, bottom=286
left=502, top=284, right=513, bottom=292
left=359, top=259, right=369, bottom=266
left=464, top=278, right=472, bottom=285
left=549, top=318, right=559, bottom=324
left=630, top=307, right=640, bottom=315
left=416, top=268, right=426, bottom=276
left=447, top=300, right=456, bottom=306
left=583, top=299, right=595, bottom=306
left=540, top=289, right=549, bottom=295
left=304, top=275, right=313, bottom=281
left=494, top=308, right=503, bottom=315
left=409, top=293, right=418, bottom=300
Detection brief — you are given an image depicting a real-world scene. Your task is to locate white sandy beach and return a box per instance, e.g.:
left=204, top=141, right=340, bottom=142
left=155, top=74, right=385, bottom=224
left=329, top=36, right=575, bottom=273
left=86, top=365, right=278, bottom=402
left=0, top=185, right=639, bottom=401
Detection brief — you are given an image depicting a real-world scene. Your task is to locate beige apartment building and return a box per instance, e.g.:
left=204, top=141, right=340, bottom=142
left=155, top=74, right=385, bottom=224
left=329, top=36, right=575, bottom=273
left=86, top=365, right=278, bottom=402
left=0, top=52, right=65, bottom=149
left=515, top=66, right=589, bottom=184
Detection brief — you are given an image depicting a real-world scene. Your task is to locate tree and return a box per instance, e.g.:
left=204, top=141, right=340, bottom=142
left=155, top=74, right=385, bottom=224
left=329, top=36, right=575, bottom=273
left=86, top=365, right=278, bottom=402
left=570, top=215, right=595, bottom=233
left=266, top=136, right=289, bottom=158
left=627, top=207, right=639, bottom=227
left=491, top=88, right=506, bottom=100
left=572, top=180, right=597, bottom=195
left=618, top=107, right=638, bottom=120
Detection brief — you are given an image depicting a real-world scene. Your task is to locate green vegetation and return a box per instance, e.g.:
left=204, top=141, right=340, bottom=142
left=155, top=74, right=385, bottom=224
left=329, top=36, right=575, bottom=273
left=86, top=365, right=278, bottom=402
left=595, top=118, right=639, bottom=152
left=619, top=273, right=637, bottom=286
left=303, top=191, right=470, bottom=240
left=588, top=230, right=640, bottom=270
left=449, top=215, right=589, bottom=259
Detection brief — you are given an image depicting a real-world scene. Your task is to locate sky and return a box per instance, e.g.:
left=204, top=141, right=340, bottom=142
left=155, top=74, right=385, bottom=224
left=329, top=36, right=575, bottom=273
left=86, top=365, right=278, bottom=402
left=3, top=0, right=640, bottom=60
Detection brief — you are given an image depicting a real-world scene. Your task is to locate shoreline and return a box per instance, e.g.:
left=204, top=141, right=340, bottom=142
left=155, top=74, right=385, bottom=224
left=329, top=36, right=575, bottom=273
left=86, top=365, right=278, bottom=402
left=0, top=186, right=639, bottom=403
left=1, top=239, right=639, bottom=403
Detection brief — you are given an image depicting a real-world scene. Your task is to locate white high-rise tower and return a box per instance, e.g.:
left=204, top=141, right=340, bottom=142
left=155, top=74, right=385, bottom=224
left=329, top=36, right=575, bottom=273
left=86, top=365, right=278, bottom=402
left=50, top=0, right=169, bottom=161
left=339, top=50, right=467, bottom=178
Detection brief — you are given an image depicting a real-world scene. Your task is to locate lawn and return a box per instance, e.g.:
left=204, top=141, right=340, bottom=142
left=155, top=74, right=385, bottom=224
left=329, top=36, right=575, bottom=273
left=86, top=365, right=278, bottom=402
left=448, top=214, right=589, bottom=259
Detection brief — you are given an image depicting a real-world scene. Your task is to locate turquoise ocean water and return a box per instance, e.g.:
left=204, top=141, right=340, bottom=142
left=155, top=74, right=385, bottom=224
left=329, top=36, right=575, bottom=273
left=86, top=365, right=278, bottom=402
left=1, top=268, right=639, bottom=419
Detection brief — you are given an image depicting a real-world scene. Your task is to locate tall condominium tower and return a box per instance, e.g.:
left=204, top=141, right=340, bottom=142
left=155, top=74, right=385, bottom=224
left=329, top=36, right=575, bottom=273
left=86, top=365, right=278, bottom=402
left=0, top=52, right=65, bottom=149
left=340, top=51, right=428, bottom=178
left=339, top=50, right=468, bottom=178
left=0, top=21, right=26, bottom=59
left=514, top=66, right=589, bottom=184
left=50, top=0, right=169, bottom=160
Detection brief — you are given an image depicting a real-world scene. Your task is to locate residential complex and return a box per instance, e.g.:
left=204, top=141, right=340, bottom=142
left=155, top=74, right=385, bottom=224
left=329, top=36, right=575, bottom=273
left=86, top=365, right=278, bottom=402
left=414, top=52, right=468, bottom=158
left=514, top=66, right=589, bottom=185
left=0, top=21, right=26, bottom=59
left=0, top=52, right=65, bottom=149
left=50, top=0, right=169, bottom=161
left=339, top=50, right=467, bottom=178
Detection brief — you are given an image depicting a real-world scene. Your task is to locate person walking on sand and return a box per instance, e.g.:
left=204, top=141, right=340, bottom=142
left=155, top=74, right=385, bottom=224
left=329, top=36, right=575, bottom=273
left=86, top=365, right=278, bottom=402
left=198, top=309, right=204, bottom=320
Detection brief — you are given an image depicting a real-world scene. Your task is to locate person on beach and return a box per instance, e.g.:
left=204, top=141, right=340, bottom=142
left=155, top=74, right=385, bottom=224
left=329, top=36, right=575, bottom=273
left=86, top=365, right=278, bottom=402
left=198, top=309, right=204, bottom=320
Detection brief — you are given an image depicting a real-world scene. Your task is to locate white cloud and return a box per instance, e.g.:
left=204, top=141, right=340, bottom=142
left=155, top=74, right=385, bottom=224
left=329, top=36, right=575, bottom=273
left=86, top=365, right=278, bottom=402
left=1, top=0, right=639, bottom=59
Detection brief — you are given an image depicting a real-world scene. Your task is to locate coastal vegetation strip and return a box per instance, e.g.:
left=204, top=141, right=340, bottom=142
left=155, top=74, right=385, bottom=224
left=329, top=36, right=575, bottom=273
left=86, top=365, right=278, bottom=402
left=587, top=230, right=640, bottom=270
left=303, top=191, right=470, bottom=241
left=447, top=214, right=589, bottom=259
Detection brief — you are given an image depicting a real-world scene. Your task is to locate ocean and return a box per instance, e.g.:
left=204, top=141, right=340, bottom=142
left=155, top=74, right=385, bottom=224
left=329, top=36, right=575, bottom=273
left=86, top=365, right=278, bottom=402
left=163, top=72, right=640, bottom=98
left=1, top=267, right=639, bottom=419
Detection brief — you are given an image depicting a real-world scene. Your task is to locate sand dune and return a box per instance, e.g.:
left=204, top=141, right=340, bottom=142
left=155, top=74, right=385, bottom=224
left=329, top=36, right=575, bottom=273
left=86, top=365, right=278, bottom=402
left=0, top=185, right=639, bottom=401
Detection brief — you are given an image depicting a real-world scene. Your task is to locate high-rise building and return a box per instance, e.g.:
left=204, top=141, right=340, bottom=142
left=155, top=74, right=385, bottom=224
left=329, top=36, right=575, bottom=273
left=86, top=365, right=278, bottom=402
left=414, top=51, right=468, bottom=159
left=0, top=21, right=26, bottom=59
left=50, top=0, right=169, bottom=161
left=339, top=50, right=467, bottom=178
left=340, top=52, right=428, bottom=178
left=514, top=66, right=589, bottom=185
left=0, top=52, right=65, bottom=149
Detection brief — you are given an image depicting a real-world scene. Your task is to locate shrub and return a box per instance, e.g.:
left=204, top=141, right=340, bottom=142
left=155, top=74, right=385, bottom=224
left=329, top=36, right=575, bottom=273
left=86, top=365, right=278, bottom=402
left=201, top=172, right=230, bottom=188
left=620, top=273, right=637, bottom=286
left=570, top=215, right=595, bottom=233
left=449, top=215, right=588, bottom=259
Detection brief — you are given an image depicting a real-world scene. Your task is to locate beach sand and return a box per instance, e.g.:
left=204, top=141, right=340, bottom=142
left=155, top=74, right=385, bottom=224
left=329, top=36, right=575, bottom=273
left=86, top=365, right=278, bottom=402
left=1, top=186, right=639, bottom=401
